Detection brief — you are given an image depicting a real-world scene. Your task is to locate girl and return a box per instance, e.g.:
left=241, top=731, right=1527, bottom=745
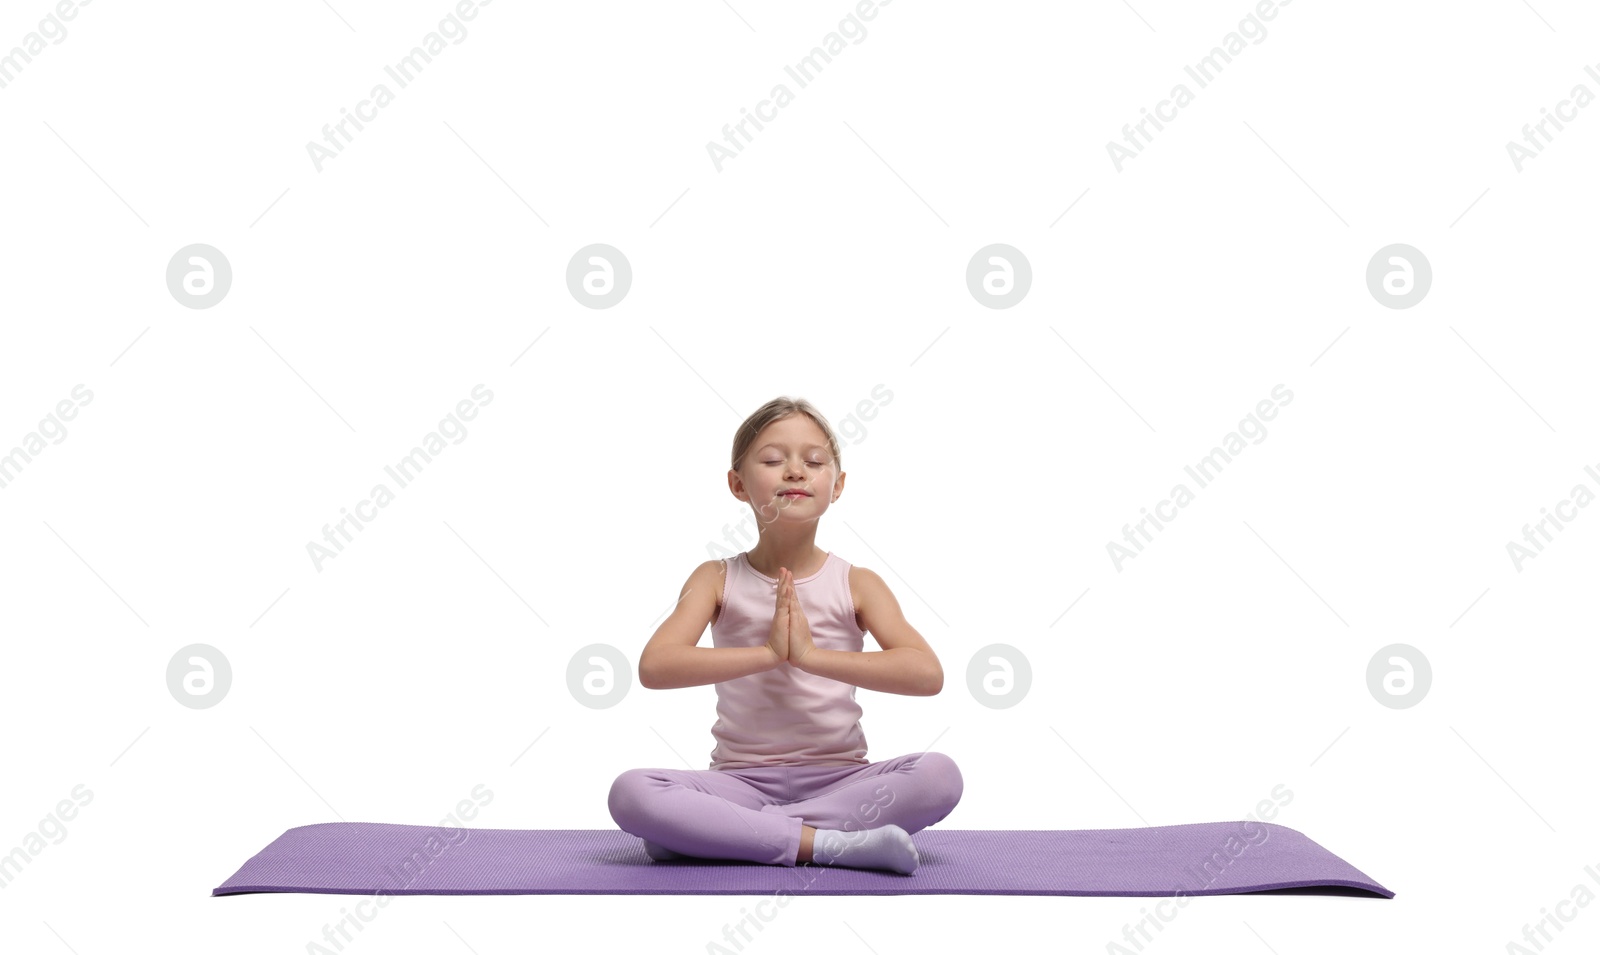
left=608, top=396, right=963, bottom=875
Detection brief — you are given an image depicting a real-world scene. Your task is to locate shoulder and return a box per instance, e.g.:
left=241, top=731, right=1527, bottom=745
left=678, top=559, right=729, bottom=604
left=698, top=558, right=729, bottom=592
left=848, top=564, right=887, bottom=589
left=689, top=558, right=728, bottom=585
left=697, top=558, right=729, bottom=620
left=848, top=565, right=889, bottom=614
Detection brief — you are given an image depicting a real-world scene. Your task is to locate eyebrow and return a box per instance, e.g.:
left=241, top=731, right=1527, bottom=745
left=758, top=443, right=829, bottom=452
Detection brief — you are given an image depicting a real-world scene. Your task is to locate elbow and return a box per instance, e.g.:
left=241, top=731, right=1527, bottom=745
left=922, top=663, right=944, bottom=696
left=639, top=646, right=686, bottom=690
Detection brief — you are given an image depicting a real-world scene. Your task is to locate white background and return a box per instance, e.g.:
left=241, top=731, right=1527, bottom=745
left=2, top=0, right=1597, bottom=952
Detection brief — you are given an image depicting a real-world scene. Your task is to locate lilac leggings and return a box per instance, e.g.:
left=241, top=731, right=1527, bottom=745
left=608, top=751, right=963, bottom=866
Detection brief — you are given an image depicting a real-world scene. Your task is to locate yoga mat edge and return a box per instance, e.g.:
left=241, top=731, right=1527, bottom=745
left=213, top=820, right=1393, bottom=899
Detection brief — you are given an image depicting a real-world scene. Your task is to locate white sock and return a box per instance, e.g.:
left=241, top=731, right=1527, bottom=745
left=811, top=824, right=919, bottom=874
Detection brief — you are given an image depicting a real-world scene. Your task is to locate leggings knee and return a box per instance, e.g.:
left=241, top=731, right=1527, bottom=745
left=917, top=752, right=964, bottom=812
left=608, top=768, right=657, bottom=831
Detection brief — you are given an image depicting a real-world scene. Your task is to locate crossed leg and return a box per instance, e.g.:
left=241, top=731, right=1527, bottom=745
left=609, top=752, right=963, bottom=868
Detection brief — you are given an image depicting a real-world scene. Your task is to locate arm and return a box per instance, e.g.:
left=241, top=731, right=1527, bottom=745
left=638, top=560, right=781, bottom=689
left=796, top=567, right=943, bottom=696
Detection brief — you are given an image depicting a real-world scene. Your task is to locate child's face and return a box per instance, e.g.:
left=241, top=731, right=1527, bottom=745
left=732, top=415, right=843, bottom=523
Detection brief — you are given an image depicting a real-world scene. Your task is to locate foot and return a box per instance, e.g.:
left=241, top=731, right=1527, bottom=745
left=811, top=824, right=919, bottom=874
left=642, top=838, right=688, bottom=861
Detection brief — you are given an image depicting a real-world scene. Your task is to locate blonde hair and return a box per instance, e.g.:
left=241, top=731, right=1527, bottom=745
left=730, top=396, right=843, bottom=474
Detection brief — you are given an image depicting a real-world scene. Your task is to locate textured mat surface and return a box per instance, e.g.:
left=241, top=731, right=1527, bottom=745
left=213, top=821, right=1392, bottom=898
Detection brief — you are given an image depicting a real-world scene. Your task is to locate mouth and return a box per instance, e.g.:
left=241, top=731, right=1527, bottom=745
left=778, top=491, right=811, bottom=499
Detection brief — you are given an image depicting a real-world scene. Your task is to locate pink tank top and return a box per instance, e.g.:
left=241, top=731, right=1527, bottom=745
left=708, top=550, right=869, bottom=770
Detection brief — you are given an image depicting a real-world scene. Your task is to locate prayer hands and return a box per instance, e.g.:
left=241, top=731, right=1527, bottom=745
left=764, top=567, right=817, bottom=669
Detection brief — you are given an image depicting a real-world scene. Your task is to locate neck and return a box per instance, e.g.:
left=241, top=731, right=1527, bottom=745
left=745, top=526, right=824, bottom=578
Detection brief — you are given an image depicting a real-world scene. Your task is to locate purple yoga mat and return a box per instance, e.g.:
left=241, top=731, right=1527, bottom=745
left=213, top=820, right=1392, bottom=898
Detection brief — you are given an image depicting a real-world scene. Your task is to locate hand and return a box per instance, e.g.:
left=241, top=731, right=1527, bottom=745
left=764, top=567, right=817, bottom=669
left=782, top=568, right=817, bottom=669
left=765, top=569, right=791, bottom=666
left=784, top=569, right=819, bottom=665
